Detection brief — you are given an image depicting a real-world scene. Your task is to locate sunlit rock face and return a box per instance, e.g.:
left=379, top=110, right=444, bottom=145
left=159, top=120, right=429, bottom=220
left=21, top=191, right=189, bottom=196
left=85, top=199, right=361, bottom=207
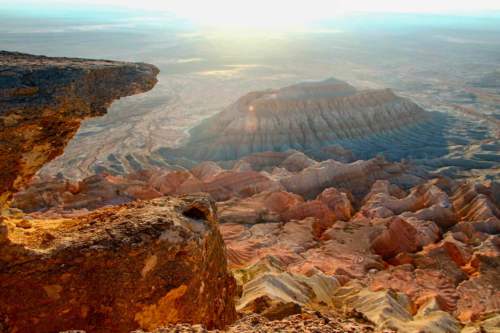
left=0, top=52, right=238, bottom=333
left=0, top=195, right=237, bottom=333
left=171, top=78, right=429, bottom=162
left=216, top=173, right=499, bottom=331
left=0, top=51, right=159, bottom=206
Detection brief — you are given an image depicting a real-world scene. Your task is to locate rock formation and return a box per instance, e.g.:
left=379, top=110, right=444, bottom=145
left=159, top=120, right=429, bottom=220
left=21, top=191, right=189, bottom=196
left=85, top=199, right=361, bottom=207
left=0, top=51, right=159, bottom=206
left=0, top=52, right=237, bottom=333
left=171, top=78, right=429, bottom=162
left=0, top=196, right=236, bottom=332
left=333, top=282, right=461, bottom=333
left=12, top=153, right=424, bottom=213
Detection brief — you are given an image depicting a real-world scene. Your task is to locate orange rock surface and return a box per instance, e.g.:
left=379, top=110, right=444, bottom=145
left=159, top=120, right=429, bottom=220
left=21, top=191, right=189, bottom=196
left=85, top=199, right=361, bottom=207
left=0, top=196, right=236, bottom=332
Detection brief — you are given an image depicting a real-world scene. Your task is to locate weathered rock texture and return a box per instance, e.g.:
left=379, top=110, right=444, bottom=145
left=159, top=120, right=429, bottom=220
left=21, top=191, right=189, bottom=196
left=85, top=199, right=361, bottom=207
left=172, top=78, right=429, bottom=161
left=135, top=311, right=392, bottom=333
left=0, top=196, right=236, bottom=333
left=12, top=152, right=424, bottom=213
left=0, top=51, right=159, bottom=206
left=0, top=52, right=238, bottom=333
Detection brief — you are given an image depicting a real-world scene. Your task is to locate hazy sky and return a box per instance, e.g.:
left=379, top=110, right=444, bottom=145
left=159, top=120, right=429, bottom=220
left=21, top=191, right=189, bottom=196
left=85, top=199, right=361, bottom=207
left=3, top=0, right=500, bottom=29
left=15, top=0, right=500, bottom=13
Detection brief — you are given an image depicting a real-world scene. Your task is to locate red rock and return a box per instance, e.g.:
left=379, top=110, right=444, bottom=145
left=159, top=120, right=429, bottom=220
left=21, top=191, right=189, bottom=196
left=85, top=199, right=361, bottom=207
left=316, top=187, right=353, bottom=221
left=0, top=51, right=158, bottom=207
left=221, top=218, right=318, bottom=269
left=0, top=196, right=237, bottom=332
left=218, top=191, right=303, bottom=225
left=282, top=200, right=335, bottom=237
left=290, top=221, right=385, bottom=279
left=369, top=265, right=459, bottom=313
left=190, top=161, right=224, bottom=182
left=452, top=182, right=500, bottom=234
left=202, top=171, right=283, bottom=201
left=371, top=217, right=419, bottom=259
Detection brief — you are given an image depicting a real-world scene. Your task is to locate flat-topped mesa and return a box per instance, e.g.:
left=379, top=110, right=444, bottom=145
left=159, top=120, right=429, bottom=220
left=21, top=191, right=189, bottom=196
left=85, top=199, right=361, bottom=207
left=173, top=78, right=429, bottom=161
left=0, top=51, right=159, bottom=206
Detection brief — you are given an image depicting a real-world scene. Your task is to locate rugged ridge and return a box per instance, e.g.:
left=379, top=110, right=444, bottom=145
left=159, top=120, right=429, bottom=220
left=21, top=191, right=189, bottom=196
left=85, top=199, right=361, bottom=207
left=0, top=51, right=159, bottom=206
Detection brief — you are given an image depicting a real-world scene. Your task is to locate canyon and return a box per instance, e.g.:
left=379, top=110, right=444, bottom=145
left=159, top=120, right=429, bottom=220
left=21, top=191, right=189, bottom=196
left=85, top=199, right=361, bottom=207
left=0, top=51, right=499, bottom=333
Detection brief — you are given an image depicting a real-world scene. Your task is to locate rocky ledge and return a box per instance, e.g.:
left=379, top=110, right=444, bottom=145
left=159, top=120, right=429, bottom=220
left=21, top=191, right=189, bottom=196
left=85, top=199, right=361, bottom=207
left=0, top=51, right=159, bottom=206
left=0, top=195, right=236, bottom=333
left=0, top=52, right=237, bottom=333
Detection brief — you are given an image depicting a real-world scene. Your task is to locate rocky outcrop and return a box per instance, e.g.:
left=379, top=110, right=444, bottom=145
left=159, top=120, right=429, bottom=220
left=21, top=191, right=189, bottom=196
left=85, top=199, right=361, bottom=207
left=233, top=256, right=339, bottom=316
left=279, top=156, right=424, bottom=199
left=0, top=195, right=237, bottom=333
left=0, top=52, right=238, bottom=333
left=171, top=78, right=429, bottom=161
left=0, top=51, right=159, bottom=206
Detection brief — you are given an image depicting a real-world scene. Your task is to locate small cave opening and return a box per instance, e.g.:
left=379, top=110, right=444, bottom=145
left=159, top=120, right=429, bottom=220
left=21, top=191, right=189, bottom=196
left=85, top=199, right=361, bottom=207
left=182, top=206, right=208, bottom=220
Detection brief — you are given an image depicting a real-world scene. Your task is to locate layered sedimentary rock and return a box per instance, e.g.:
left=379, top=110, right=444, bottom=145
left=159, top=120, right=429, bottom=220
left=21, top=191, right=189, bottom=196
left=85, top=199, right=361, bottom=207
left=0, top=196, right=237, bottom=332
left=233, top=256, right=340, bottom=316
left=171, top=78, right=429, bottom=161
left=8, top=160, right=500, bottom=332
left=333, top=282, right=461, bottom=333
left=278, top=156, right=424, bottom=199
left=217, top=175, right=499, bottom=330
left=13, top=153, right=424, bottom=213
left=0, top=51, right=159, bottom=206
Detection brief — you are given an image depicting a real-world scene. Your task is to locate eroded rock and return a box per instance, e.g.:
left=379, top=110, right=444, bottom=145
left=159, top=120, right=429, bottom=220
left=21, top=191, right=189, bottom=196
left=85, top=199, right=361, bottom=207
left=0, top=196, right=236, bottom=333
left=0, top=51, right=159, bottom=207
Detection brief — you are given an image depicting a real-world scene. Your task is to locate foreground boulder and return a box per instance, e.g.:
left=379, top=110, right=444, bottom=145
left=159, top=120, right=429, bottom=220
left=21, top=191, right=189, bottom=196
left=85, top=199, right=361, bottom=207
left=0, top=195, right=237, bottom=332
left=0, top=51, right=159, bottom=206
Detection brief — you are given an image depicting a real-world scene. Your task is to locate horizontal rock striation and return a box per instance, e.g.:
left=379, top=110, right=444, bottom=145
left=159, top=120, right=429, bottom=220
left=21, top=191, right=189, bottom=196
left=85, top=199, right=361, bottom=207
left=172, top=78, right=429, bottom=161
left=0, top=196, right=236, bottom=332
left=0, top=51, right=159, bottom=206
left=12, top=153, right=424, bottom=213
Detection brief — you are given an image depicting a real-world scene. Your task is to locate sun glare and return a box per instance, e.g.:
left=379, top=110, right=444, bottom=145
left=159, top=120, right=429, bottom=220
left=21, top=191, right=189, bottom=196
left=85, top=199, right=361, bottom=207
left=18, top=0, right=500, bottom=30
left=165, top=0, right=342, bottom=29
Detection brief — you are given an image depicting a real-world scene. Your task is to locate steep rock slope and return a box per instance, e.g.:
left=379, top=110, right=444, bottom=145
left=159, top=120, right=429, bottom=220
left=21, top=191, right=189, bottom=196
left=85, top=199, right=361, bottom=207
left=172, top=78, right=429, bottom=161
left=0, top=51, right=159, bottom=206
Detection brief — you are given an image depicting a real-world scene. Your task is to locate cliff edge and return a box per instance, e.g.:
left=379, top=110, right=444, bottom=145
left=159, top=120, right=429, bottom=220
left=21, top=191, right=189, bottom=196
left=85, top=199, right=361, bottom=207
left=0, top=52, right=237, bottom=332
left=0, top=51, right=159, bottom=206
